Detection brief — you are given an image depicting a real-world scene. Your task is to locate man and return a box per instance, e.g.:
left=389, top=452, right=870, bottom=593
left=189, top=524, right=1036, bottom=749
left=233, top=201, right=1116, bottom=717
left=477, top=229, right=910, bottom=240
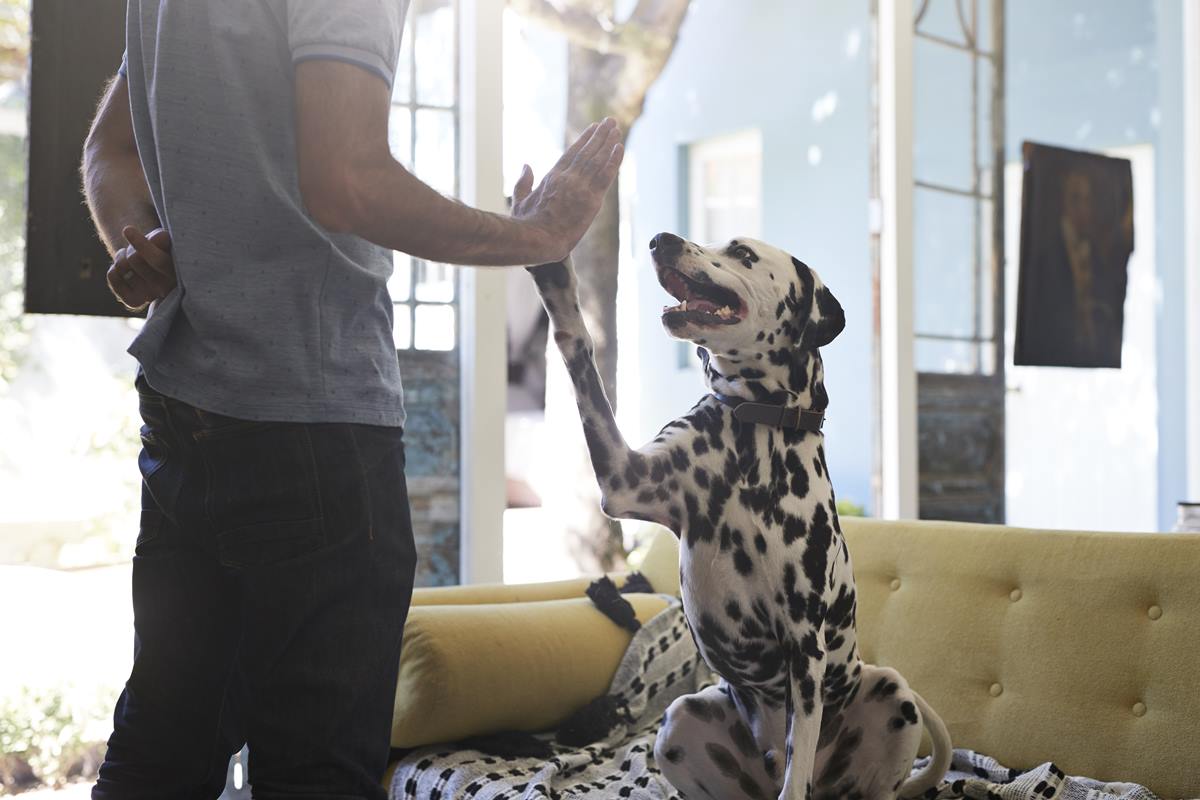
left=81, top=2, right=622, bottom=798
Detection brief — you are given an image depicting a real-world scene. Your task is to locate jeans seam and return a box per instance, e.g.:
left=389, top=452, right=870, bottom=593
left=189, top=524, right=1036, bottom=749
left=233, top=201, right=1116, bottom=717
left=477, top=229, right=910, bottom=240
left=348, top=426, right=374, bottom=542
left=302, top=426, right=328, bottom=543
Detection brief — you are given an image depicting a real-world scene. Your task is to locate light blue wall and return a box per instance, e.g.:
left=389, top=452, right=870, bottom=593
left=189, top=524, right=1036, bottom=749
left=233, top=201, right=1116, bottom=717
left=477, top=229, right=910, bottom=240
left=627, top=0, right=876, bottom=512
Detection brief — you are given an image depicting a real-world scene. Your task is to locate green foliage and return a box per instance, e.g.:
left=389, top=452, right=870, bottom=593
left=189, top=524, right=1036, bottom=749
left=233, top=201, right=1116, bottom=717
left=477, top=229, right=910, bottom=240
left=0, top=685, right=114, bottom=793
left=836, top=498, right=866, bottom=518
left=0, top=131, right=31, bottom=391
left=0, top=0, right=29, bottom=393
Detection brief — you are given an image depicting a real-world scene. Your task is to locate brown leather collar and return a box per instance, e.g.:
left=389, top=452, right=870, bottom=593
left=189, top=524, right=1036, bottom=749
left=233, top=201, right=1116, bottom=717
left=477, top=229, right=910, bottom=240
left=712, top=393, right=825, bottom=432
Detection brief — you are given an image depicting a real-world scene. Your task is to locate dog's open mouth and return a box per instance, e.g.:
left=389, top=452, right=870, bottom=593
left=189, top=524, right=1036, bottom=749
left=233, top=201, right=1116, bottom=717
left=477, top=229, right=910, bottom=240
left=659, top=268, right=745, bottom=327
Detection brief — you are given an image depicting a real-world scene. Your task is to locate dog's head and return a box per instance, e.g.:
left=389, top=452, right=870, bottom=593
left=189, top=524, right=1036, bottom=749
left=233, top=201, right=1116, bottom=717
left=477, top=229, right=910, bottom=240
left=651, top=232, right=844, bottom=363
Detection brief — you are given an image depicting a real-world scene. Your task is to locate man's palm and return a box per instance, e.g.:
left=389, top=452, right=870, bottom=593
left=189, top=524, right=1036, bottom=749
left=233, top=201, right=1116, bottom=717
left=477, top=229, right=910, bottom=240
left=512, top=118, right=624, bottom=264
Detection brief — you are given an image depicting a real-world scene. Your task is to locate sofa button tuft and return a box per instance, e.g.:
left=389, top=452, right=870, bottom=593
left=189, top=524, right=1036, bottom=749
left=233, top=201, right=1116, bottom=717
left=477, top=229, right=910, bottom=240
left=1147, top=605, right=1162, bottom=620
left=1009, top=588, right=1022, bottom=602
left=989, top=683, right=1003, bottom=698
left=890, top=578, right=902, bottom=591
left=1132, top=702, right=1147, bottom=717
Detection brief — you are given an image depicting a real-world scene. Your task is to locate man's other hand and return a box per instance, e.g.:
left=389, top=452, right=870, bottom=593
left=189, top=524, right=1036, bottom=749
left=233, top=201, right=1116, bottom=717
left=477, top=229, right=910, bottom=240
left=511, top=117, right=624, bottom=264
left=107, top=226, right=176, bottom=312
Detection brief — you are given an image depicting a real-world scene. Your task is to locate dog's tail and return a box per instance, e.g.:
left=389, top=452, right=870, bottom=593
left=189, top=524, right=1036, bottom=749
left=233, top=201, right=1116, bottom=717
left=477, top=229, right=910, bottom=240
left=897, top=690, right=952, bottom=799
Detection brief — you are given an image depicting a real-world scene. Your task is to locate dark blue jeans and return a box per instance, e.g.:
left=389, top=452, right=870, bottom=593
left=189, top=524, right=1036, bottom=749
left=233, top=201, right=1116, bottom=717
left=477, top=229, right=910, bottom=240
left=94, top=376, right=416, bottom=800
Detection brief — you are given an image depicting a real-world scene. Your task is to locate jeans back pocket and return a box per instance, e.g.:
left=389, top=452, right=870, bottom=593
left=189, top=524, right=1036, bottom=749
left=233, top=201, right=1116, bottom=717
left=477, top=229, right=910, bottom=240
left=196, top=421, right=326, bottom=569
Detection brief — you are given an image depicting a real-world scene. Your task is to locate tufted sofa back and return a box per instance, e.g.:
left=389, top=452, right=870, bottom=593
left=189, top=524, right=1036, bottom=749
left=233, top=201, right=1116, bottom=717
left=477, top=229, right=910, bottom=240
left=843, top=518, right=1200, bottom=799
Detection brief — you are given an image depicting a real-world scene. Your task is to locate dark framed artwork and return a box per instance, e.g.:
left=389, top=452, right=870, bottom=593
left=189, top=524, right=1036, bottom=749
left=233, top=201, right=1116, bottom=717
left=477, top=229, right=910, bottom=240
left=1015, top=142, right=1134, bottom=368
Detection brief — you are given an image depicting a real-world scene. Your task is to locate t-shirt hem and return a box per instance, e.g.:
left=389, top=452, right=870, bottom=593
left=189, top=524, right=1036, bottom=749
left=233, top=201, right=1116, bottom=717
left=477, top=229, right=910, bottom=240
left=136, top=362, right=406, bottom=429
left=292, top=43, right=395, bottom=87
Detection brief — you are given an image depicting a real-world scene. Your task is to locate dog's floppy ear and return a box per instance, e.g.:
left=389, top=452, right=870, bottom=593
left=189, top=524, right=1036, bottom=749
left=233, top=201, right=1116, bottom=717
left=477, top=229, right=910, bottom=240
left=791, top=257, right=845, bottom=349
left=696, top=346, right=711, bottom=368
left=808, top=286, right=845, bottom=348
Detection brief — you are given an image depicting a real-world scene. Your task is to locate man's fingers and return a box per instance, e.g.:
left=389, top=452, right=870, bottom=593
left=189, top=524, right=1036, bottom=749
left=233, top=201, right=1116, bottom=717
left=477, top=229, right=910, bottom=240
left=147, top=227, right=173, bottom=252
left=107, top=253, right=152, bottom=311
left=572, top=118, right=617, bottom=168
left=559, top=121, right=599, bottom=166
left=592, top=142, right=625, bottom=188
left=107, top=245, right=169, bottom=309
left=512, top=164, right=534, bottom=204
left=123, top=225, right=172, bottom=275
left=582, top=125, right=623, bottom=178
left=127, top=251, right=173, bottom=298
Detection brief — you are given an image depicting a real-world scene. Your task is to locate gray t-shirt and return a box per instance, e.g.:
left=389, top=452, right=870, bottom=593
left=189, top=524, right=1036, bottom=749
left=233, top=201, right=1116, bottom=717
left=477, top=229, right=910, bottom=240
left=121, top=0, right=409, bottom=427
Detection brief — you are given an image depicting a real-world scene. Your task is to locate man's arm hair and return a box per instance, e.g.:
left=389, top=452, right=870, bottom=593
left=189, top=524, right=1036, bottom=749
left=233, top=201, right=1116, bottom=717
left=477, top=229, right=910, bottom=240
left=294, top=60, right=605, bottom=268
left=81, top=74, right=161, bottom=258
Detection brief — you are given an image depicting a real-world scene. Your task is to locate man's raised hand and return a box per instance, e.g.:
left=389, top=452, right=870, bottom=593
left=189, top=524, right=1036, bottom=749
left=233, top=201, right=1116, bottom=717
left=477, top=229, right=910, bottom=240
left=511, top=117, right=624, bottom=265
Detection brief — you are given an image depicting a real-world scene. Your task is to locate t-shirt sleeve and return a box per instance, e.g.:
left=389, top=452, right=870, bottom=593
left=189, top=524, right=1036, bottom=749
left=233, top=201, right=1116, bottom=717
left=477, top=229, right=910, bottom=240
left=287, top=1, right=408, bottom=87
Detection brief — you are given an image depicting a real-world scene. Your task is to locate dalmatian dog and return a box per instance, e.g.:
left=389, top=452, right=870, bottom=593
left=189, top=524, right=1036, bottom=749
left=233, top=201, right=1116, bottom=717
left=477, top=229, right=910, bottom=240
left=527, top=231, right=952, bottom=800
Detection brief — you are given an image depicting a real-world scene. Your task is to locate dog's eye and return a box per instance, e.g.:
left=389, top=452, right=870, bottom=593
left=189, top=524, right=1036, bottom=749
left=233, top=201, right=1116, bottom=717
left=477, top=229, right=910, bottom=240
left=732, top=246, right=750, bottom=259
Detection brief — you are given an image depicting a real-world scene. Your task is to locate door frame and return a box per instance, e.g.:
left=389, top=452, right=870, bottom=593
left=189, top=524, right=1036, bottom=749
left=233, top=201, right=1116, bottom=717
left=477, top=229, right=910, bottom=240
left=458, top=0, right=507, bottom=583
left=1185, top=0, right=1200, bottom=503
left=873, top=0, right=920, bottom=519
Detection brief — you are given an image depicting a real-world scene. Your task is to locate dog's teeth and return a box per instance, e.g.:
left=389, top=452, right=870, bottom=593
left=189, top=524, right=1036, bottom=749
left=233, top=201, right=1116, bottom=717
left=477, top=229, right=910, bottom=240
left=717, top=306, right=733, bottom=318
left=679, top=300, right=689, bottom=311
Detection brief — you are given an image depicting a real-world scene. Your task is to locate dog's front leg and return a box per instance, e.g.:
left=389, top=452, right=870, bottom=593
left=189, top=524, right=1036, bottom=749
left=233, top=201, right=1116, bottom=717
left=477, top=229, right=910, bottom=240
left=527, top=258, right=683, bottom=528
left=779, top=648, right=825, bottom=800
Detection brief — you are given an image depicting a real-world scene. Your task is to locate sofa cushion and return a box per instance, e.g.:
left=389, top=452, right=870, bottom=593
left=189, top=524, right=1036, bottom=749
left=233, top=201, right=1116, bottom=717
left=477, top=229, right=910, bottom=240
left=391, top=593, right=670, bottom=748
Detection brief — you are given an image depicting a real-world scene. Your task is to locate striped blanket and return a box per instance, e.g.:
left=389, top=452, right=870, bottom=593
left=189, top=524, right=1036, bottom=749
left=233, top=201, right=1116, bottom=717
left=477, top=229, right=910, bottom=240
left=388, top=601, right=1161, bottom=800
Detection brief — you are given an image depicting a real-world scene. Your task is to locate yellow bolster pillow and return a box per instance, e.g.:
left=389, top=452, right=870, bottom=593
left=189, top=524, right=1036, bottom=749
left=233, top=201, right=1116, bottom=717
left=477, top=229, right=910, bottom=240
left=391, top=593, right=670, bottom=749
left=410, top=573, right=631, bottom=607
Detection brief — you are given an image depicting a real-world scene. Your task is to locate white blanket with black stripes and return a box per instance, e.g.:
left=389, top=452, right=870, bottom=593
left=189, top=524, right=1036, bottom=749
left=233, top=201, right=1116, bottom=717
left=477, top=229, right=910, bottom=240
left=388, top=601, right=1162, bottom=800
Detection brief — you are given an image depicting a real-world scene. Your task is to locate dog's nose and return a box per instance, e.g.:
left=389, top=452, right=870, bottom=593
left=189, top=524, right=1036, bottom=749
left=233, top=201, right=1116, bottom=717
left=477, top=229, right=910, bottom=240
left=649, top=232, right=684, bottom=257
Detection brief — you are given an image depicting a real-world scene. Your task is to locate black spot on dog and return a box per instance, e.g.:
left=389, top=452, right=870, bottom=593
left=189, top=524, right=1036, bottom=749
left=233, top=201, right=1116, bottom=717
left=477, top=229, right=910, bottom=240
left=729, top=720, right=759, bottom=758
left=817, top=726, right=863, bottom=787
left=684, top=696, right=725, bottom=723
left=725, top=599, right=743, bottom=620
left=704, top=742, right=741, bottom=778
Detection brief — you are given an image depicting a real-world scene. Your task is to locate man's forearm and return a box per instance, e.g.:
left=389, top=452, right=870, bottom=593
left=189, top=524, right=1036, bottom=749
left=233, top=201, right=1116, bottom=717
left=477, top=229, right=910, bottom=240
left=82, top=146, right=160, bottom=258
left=82, top=76, right=160, bottom=258
left=328, top=158, right=553, bottom=267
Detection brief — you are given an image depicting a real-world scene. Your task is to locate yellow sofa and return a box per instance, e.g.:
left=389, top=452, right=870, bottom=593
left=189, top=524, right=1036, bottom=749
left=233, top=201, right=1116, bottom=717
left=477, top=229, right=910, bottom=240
left=393, top=519, right=1200, bottom=799
left=844, top=518, right=1200, bottom=800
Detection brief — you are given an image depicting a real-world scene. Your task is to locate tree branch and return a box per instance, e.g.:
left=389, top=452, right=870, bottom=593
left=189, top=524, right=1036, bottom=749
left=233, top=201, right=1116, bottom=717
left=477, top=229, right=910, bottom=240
left=506, top=0, right=625, bottom=54
left=506, top=0, right=689, bottom=57
left=627, top=0, right=691, bottom=34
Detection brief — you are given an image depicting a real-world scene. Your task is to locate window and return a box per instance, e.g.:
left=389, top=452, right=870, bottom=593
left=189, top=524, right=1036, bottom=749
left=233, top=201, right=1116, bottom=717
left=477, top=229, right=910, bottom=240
left=687, top=129, right=763, bottom=246
left=388, top=0, right=459, bottom=352
left=911, top=0, right=1000, bottom=375
left=680, top=129, right=762, bottom=368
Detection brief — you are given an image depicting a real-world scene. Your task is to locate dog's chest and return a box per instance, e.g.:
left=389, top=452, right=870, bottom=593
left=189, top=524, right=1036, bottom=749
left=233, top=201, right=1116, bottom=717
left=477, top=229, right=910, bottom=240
left=676, top=428, right=856, bottom=696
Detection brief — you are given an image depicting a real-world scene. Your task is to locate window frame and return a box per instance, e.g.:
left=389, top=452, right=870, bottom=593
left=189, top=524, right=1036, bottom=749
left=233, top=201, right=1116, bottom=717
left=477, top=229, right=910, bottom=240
left=389, top=0, right=461, bottom=353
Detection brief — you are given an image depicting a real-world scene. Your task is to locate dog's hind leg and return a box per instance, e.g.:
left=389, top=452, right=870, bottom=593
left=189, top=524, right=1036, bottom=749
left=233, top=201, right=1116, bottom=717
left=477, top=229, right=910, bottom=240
left=817, top=666, right=947, bottom=800
left=655, top=684, right=780, bottom=800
